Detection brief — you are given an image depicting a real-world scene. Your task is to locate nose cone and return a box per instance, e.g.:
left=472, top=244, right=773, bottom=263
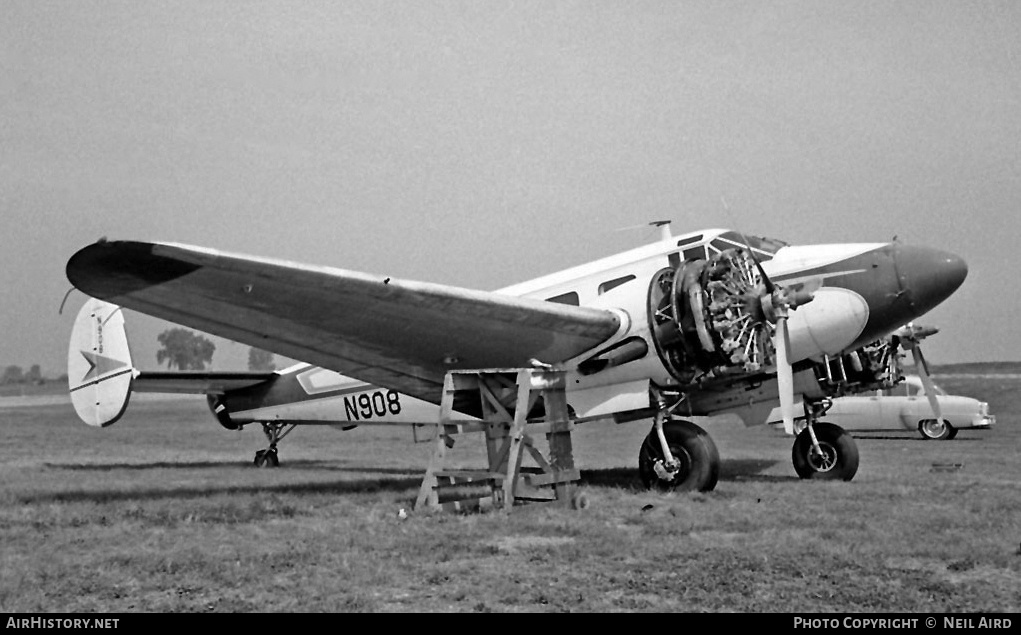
left=895, top=245, right=968, bottom=315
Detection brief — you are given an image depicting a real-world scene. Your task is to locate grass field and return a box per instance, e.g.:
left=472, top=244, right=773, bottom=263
left=1, top=372, right=1019, bottom=612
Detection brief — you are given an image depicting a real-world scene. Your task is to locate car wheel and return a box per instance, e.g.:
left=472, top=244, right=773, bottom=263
left=918, top=418, right=954, bottom=440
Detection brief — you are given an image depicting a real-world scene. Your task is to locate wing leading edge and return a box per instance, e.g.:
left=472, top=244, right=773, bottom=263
left=66, top=240, right=621, bottom=405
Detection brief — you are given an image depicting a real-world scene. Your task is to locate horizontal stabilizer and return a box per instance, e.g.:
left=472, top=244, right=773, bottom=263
left=68, top=299, right=134, bottom=427
left=133, top=371, right=276, bottom=394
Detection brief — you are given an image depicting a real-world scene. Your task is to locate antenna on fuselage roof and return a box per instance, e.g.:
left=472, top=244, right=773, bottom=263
left=649, top=220, right=672, bottom=242
left=611, top=220, right=673, bottom=243
left=719, top=195, right=736, bottom=227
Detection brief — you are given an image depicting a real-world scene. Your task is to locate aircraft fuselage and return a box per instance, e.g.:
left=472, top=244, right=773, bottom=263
left=210, top=228, right=966, bottom=430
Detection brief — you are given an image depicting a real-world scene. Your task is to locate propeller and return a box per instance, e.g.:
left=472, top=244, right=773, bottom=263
left=775, top=308, right=795, bottom=434
left=761, top=284, right=814, bottom=434
left=736, top=233, right=814, bottom=435
left=895, top=323, right=944, bottom=426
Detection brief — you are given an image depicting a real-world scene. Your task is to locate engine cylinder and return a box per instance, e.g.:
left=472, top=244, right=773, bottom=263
left=648, top=248, right=778, bottom=384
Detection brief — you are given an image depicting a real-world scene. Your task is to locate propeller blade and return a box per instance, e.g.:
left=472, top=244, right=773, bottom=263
left=735, top=231, right=776, bottom=293
left=775, top=316, right=796, bottom=435
left=912, top=345, right=944, bottom=423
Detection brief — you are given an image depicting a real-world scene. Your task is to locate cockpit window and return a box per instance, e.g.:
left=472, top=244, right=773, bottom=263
left=711, top=231, right=788, bottom=260
left=676, top=234, right=703, bottom=248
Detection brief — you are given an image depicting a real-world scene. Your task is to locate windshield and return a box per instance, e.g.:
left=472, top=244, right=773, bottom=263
left=712, top=231, right=788, bottom=259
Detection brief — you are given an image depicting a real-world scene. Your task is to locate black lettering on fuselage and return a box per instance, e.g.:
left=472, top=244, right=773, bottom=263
left=344, top=396, right=360, bottom=421
left=343, top=390, right=402, bottom=421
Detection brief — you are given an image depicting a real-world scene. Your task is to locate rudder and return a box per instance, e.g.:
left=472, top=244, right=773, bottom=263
left=68, top=299, right=135, bottom=427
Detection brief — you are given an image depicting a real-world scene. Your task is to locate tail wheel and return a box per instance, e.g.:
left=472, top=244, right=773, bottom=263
left=639, top=419, right=720, bottom=492
left=792, top=421, right=858, bottom=481
left=918, top=418, right=955, bottom=441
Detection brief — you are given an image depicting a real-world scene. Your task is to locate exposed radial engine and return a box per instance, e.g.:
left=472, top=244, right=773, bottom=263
left=647, top=248, right=788, bottom=385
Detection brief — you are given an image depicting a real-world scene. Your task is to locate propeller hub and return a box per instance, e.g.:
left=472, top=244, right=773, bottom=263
left=760, top=287, right=815, bottom=324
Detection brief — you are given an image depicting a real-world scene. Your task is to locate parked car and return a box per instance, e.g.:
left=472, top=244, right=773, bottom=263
left=767, top=375, right=995, bottom=440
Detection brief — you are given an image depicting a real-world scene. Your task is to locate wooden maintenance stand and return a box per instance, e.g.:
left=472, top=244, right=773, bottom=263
left=414, top=368, right=583, bottom=512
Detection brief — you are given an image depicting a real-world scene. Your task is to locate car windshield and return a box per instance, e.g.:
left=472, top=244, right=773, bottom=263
left=917, top=381, right=948, bottom=396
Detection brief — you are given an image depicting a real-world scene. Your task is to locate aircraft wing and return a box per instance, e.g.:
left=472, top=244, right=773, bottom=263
left=67, top=240, right=621, bottom=405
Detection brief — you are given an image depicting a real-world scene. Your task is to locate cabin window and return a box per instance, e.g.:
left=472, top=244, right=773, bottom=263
left=546, top=291, right=579, bottom=306
left=682, top=246, right=707, bottom=261
left=598, top=275, right=636, bottom=295
left=676, top=234, right=703, bottom=248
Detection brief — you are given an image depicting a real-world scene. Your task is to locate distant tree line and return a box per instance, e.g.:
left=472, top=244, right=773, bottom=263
left=156, top=328, right=216, bottom=370
left=153, top=327, right=276, bottom=372
left=2, top=364, right=47, bottom=385
left=248, top=347, right=275, bottom=371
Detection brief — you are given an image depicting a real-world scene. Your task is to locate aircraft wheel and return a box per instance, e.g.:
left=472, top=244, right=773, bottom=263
left=792, top=422, right=858, bottom=481
left=638, top=420, right=720, bottom=492
left=254, top=449, right=280, bottom=468
left=570, top=490, right=590, bottom=510
left=918, top=418, right=954, bottom=441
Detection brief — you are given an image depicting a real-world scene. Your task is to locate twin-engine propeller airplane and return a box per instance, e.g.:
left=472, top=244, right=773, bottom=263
left=65, top=224, right=967, bottom=492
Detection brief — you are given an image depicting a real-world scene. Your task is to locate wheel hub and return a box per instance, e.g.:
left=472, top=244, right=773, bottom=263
left=807, top=441, right=838, bottom=472
left=653, top=460, right=679, bottom=482
left=652, top=446, right=691, bottom=483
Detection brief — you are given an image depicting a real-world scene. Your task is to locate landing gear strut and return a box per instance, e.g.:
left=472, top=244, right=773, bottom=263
left=791, top=399, right=859, bottom=481
left=638, top=415, right=720, bottom=492
left=253, top=422, right=297, bottom=468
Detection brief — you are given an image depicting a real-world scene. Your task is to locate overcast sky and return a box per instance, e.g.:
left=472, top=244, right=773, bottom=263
left=2, top=1, right=1019, bottom=375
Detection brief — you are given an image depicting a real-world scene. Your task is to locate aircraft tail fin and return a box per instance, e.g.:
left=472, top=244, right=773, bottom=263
left=68, top=299, right=135, bottom=427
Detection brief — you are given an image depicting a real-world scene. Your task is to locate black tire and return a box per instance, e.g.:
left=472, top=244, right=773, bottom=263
left=570, top=490, right=590, bottom=510
left=918, top=418, right=955, bottom=441
left=792, top=421, right=859, bottom=481
left=254, top=448, right=280, bottom=468
left=638, top=420, right=720, bottom=492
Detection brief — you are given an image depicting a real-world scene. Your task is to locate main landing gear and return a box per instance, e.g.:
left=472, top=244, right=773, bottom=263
left=638, top=412, right=720, bottom=493
left=791, top=399, right=859, bottom=481
left=637, top=397, right=859, bottom=492
left=253, top=422, right=297, bottom=468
